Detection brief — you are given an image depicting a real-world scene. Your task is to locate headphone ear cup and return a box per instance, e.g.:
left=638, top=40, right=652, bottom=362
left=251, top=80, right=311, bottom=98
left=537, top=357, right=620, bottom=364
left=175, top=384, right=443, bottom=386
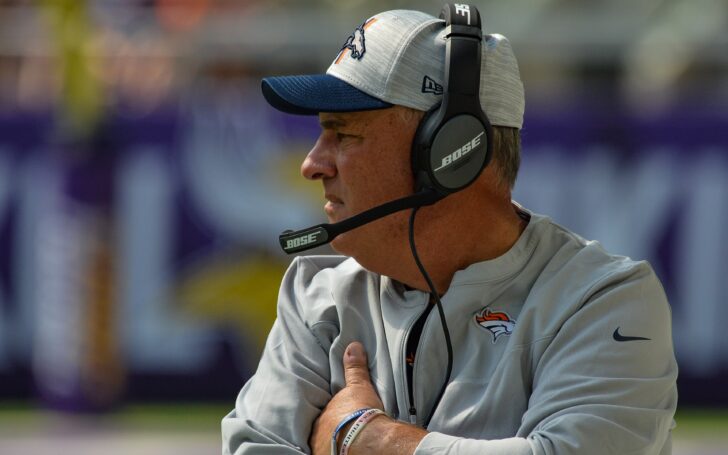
left=412, top=109, right=492, bottom=194
left=430, top=115, right=491, bottom=191
left=411, top=106, right=443, bottom=193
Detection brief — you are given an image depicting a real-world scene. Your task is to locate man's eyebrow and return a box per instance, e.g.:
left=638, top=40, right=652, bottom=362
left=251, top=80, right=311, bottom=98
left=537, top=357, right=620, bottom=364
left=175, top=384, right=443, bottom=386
left=319, top=118, right=347, bottom=130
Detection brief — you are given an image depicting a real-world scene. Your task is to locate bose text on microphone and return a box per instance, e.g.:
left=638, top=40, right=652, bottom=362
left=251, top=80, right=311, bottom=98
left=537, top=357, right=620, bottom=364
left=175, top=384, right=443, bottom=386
left=279, top=189, right=443, bottom=254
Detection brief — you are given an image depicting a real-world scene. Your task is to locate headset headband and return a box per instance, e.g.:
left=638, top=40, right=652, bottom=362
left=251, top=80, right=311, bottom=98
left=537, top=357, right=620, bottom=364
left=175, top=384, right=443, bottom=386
left=440, top=4, right=483, bottom=111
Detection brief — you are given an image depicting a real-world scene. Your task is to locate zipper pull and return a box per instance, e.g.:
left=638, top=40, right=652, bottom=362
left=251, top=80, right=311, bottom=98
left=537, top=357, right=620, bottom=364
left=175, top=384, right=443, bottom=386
left=408, top=407, right=418, bottom=425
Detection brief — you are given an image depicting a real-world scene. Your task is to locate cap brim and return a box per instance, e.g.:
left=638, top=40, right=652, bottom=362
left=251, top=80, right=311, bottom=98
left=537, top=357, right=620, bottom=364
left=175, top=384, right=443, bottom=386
left=261, top=74, right=392, bottom=115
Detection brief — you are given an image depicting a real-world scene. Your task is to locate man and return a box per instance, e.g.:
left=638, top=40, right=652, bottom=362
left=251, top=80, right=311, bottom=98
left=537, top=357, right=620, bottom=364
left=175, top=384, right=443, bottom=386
left=222, top=6, right=678, bottom=455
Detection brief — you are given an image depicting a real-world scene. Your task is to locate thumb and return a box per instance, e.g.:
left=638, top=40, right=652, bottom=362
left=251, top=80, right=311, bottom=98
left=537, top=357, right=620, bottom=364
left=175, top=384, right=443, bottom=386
left=343, top=342, right=372, bottom=386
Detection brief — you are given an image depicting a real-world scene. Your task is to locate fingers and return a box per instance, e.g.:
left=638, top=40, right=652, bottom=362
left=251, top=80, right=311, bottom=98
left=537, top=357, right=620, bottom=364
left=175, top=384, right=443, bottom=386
left=343, top=341, right=372, bottom=386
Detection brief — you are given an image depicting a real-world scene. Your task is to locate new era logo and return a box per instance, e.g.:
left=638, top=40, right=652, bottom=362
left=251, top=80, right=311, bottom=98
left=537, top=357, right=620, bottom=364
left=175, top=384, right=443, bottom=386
left=422, top=76, right=443, bottom=95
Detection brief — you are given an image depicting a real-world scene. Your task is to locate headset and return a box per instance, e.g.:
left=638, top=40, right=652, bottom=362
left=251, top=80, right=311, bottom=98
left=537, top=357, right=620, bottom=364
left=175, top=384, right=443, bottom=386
left=279, top=2, right=488, bottom=430
left=412, top=3, right=492, bottom=196
left=405, top=3, right=490, bottom=429
left=279, top=2, right=490, bottom=254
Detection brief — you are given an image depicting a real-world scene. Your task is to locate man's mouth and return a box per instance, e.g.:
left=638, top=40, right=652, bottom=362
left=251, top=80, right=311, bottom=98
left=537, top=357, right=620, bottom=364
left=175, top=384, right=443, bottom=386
left=324, top=194, right=344, bottom=217
left=325, top=194, right=344, bottom=204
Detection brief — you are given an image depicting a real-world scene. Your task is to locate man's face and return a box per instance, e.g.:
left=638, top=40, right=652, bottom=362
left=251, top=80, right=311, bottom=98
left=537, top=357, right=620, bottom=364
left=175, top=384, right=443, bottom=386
left=301, top=106, right=421, bottom=260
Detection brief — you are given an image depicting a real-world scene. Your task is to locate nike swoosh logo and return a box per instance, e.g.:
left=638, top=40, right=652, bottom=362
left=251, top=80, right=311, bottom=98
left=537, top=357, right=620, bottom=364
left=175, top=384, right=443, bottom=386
left=613, top=327, right=651, bottom=342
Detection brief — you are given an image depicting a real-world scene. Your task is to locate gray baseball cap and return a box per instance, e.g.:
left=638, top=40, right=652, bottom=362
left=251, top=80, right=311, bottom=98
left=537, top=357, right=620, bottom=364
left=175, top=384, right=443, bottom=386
left=261, top=9, right=524, bottom=129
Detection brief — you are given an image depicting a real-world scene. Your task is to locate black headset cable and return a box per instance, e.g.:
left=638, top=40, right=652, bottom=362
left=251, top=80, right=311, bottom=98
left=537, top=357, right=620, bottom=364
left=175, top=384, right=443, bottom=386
left=408, top=206, right=454, bottom=429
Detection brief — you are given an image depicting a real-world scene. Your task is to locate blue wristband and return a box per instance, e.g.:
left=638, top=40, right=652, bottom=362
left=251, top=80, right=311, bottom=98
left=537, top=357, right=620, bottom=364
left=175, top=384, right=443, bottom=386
left=331, top=408, right=370, bottom=455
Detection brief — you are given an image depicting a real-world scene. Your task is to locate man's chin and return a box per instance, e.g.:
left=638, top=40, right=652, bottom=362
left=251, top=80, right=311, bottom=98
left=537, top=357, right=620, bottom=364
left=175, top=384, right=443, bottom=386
left=330, top=213, right=409, bottom=254
left=329, top=234, right=351, bottom=255
left=329, top=231, right=370, bottom=259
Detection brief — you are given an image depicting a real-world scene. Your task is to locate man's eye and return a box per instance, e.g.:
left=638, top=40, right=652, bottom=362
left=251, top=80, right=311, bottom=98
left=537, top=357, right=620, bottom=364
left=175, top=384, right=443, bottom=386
left=336, top=133, right=354, bottom=141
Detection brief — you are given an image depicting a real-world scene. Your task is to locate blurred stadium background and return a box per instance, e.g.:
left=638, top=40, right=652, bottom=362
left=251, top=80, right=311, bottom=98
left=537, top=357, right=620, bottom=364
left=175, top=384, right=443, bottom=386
left=0, top=0, right=726, bottom=453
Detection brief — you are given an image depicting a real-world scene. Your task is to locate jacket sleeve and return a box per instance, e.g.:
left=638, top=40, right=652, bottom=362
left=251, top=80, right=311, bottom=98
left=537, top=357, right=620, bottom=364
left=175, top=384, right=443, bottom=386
left=222, top=257, right=334, bottom=454
left=415, top=261, right=678, bottom=455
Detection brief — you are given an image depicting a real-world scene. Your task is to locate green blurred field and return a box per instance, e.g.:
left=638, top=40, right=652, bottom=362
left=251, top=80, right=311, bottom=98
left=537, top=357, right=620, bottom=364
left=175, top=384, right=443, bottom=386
left=0, top=403, right=725, bottom=454
left=0, top=402, right=228, bottom=432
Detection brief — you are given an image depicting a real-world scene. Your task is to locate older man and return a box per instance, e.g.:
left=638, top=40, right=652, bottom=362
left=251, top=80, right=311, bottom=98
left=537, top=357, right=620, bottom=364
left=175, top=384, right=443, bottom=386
left=222, top=5, right=677, bottom=455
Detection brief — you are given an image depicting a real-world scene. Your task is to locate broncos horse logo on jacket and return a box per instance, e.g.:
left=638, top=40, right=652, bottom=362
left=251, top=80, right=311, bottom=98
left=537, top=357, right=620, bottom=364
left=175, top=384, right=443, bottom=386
left=475, top=308, right=516, bottom=343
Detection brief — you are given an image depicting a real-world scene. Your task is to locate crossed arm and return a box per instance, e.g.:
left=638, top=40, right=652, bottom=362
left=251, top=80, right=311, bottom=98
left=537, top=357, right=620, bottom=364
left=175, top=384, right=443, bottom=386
left=308, top=341, right=426, bottom=455
left=226, top=327, right=675, bottom=455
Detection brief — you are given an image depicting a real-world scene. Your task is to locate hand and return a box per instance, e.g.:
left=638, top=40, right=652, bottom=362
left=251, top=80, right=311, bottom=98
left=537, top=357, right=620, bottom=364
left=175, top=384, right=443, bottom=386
left=309, top=341, right=386, bottom=455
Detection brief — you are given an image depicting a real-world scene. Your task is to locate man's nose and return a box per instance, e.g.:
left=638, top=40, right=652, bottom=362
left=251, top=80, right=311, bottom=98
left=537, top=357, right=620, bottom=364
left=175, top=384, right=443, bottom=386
left=301, top=135, right=336, bottom=180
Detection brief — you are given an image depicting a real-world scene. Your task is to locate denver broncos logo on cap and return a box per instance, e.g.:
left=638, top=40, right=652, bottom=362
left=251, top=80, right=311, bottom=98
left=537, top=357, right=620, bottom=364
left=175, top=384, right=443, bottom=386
left=334, top=18, right=378, bottom=64
left=475, top=308, right=516, bottom=343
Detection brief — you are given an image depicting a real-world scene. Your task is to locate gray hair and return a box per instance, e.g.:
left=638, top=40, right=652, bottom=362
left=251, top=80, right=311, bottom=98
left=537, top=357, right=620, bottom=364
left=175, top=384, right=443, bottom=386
left=491, top=126, right=521, bottom=190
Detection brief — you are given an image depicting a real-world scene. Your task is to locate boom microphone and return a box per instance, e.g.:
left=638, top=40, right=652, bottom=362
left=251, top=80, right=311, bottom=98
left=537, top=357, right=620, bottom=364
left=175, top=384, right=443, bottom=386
left=279, top=189, right=443, bottom=254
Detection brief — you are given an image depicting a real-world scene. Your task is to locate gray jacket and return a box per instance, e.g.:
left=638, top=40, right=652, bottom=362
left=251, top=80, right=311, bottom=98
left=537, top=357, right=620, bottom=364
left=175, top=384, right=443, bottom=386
left=222, top=211, right=678, bottom=454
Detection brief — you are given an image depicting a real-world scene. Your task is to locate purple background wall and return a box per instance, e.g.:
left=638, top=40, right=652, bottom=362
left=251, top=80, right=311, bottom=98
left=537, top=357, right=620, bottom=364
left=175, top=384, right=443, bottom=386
left=0, top=96, right=726, bottom=408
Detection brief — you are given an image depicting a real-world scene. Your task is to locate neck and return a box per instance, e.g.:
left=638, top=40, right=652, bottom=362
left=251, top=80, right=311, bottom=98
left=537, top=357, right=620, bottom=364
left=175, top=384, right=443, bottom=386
left=394, top=189, right=526, bottom=295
